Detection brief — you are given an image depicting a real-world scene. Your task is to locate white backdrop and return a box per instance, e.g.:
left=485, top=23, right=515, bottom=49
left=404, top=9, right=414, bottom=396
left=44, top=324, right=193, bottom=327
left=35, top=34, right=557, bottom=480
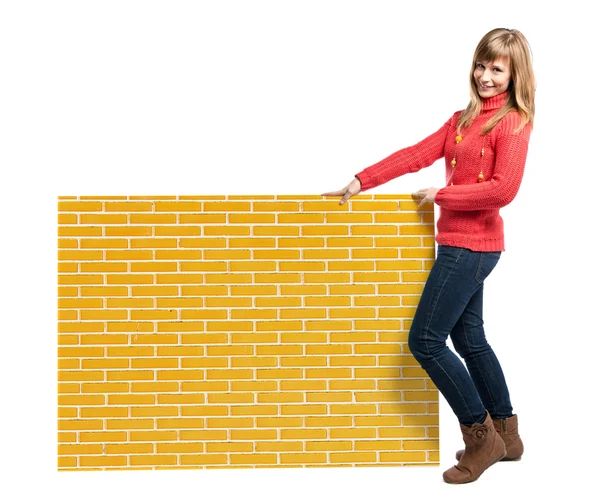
left=1, top=0, right=598, bottom=501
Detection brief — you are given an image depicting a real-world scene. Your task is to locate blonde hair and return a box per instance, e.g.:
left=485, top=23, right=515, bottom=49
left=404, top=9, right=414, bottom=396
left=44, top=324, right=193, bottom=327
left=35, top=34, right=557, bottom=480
left=457, top=28, right=536, bottom=136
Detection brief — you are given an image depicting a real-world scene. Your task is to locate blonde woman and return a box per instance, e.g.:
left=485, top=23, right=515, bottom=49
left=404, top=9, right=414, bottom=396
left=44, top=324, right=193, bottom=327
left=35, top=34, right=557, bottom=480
left=322, top=28, right=535, bottom=484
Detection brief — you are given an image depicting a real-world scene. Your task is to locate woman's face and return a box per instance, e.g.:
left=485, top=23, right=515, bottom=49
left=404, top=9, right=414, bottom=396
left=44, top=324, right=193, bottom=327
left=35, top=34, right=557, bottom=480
left=473, top=57, right=512, bottom=98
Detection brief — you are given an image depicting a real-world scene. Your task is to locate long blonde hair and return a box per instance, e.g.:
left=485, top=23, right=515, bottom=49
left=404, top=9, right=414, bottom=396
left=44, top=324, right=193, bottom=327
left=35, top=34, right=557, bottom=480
left=457, top=28, right=536, bottom=136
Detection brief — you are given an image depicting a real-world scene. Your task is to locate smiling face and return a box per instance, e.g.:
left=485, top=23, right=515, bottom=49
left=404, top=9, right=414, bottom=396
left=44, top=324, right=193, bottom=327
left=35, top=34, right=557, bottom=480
left=473, top=57, right=512, bottom=98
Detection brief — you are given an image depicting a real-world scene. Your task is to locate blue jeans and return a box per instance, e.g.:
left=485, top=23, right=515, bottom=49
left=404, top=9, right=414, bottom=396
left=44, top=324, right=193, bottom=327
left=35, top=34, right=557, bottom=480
left=408, top=245, right=514, bottom=426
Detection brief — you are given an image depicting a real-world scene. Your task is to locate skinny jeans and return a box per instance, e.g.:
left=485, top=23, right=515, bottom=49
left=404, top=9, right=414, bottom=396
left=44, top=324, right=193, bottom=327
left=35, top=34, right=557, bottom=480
left=407, top=245, right=514, bottom=426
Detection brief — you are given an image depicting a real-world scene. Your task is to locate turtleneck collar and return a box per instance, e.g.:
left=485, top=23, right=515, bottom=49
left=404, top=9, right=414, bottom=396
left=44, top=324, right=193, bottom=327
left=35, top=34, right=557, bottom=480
left=481, top=90, right=509, bottom=111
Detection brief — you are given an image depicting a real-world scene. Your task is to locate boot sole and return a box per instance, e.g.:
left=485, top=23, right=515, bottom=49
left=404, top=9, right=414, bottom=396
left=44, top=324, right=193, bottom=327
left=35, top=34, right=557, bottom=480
left=443, top=451, right=506, bottom=484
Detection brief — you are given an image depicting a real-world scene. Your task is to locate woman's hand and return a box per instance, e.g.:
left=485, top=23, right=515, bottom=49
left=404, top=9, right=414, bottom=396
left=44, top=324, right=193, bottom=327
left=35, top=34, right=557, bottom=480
left=321, top=177, right=362, bottom=205
left=412, top=187, right=440, bottom=208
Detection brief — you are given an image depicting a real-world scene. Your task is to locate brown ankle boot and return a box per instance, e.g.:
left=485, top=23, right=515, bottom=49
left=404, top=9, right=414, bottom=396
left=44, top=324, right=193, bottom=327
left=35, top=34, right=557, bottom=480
left=443, top=410, right=506, bottom=484
left=455, top=413, right=523, bottom=462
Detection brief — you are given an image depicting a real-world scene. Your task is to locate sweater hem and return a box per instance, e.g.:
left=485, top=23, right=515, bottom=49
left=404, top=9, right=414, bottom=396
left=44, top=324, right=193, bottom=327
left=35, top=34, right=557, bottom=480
left=435, top=235, right=505, bottom=253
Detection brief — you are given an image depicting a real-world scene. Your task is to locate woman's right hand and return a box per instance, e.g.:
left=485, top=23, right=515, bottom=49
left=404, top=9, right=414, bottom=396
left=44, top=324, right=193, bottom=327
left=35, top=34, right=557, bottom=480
left=321, top=177, right=362, bottom=205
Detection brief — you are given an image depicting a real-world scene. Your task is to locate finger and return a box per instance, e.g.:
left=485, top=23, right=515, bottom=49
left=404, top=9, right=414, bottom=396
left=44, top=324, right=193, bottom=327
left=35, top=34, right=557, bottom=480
left=322, top=190, right=344, bottom=197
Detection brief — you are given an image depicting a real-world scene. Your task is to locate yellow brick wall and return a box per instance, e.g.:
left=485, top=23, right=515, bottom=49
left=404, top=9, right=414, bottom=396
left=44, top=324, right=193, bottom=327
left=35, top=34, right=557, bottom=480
left=57, top=194, right=438, bottom=471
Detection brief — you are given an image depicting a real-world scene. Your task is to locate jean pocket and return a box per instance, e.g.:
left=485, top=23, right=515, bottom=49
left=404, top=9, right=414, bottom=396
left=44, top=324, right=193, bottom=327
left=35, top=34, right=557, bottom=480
left=475, top=252, right=500, bottom=284
left=437, top=245, right=464, bottom=259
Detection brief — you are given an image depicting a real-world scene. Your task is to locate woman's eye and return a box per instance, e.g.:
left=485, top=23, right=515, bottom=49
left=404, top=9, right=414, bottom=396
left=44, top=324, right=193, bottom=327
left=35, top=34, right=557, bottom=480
left=477, top=64, right=501, bottom=72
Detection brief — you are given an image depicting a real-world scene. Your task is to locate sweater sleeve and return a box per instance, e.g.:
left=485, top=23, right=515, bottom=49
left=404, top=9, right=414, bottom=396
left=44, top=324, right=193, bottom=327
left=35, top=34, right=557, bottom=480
left=434, top=112, right=531, bottom=211
left=355, top=114, right=455, bottom=192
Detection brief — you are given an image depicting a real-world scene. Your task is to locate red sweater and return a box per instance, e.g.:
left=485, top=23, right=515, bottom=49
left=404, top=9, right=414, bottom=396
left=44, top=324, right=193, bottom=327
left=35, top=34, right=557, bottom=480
left=354, top=91, right=531, bottom=252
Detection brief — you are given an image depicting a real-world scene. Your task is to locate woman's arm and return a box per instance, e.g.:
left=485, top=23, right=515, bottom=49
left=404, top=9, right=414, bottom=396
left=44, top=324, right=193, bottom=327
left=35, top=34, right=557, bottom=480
left=434, top=113, right=532, bottom=211
left=355, top=114, right=456, bottom=192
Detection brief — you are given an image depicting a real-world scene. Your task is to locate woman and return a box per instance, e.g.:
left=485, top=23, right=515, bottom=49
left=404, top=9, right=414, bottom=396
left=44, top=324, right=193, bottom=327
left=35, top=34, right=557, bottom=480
left=322, top=28, right=535, bottom=484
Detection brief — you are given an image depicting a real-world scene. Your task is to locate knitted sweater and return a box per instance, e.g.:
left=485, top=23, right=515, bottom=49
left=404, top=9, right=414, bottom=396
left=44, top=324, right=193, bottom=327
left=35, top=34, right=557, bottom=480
left=354, top=91, right=531, bottom=252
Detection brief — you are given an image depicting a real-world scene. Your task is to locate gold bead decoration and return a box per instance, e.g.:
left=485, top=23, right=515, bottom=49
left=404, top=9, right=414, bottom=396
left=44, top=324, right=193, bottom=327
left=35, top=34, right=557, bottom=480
left=447, top=132, right=488, bottom=187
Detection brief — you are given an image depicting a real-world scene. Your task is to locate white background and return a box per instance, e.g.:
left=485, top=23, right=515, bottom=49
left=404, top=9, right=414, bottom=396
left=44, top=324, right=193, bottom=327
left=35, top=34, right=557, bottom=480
left=1, top=0, right=599, bottom=501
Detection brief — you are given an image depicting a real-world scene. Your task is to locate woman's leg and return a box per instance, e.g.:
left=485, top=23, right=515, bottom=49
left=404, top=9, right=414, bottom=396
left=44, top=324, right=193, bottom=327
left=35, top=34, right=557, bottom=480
left=408, top=245, right=501, bottom=426
left=449, top=282, right=514, bottom=420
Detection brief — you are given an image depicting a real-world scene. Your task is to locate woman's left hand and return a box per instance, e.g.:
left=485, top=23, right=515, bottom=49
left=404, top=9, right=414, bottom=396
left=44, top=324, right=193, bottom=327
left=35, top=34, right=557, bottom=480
left=412, top=187, right=440, bottom=208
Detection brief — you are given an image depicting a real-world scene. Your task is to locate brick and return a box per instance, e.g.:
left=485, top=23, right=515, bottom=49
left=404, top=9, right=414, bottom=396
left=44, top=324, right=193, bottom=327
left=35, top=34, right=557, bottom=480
left=55, top=193, right=439, bottom=471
